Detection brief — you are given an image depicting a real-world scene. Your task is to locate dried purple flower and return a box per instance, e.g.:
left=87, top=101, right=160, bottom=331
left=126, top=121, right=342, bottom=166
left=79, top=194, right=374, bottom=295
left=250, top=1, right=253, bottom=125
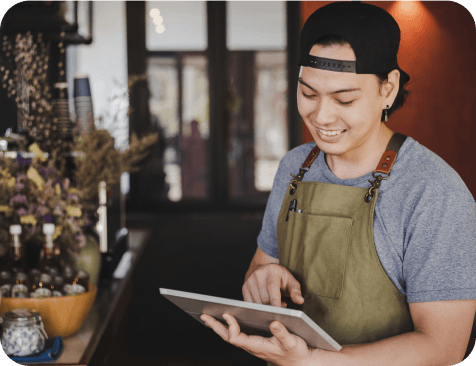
left=17, top=208, right=28, bottom=215
left=10, top=194, right=27, bottom=205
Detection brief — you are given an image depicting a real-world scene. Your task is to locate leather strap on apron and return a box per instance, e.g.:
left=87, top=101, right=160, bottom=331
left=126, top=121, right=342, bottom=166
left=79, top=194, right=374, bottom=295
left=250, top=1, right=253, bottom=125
left=270, top=132, right=411, bottom=366
left=288, top=132, right=407, bottom=202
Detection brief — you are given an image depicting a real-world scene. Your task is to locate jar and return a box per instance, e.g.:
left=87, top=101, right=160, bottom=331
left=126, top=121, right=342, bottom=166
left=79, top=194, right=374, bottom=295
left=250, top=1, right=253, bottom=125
left=11, top=272, right=30, bottom=298
left=52, top=276, right=64, bottom=297
left=30, top=273, right=53, bottom=298
left=1, top=308, right=48, bottom=357
left=28, top=268, right=41, bottom=288
left=48, top=267, right=59, bottom=278
left=63, top=267, right=88, bottom=296
left=0, top=271, right=13, bottom=298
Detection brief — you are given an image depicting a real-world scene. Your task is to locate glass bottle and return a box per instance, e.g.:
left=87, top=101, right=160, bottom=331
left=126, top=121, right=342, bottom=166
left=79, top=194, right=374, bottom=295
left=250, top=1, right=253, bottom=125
left=5, top=225, right=26, bottom=273
left=11, top=272, right=30, bottom=298
left=30, top=273, right=53, bottom=298
left=37, top=223, right=60, bottom=274
left=0, top=271, right=13, bottom=298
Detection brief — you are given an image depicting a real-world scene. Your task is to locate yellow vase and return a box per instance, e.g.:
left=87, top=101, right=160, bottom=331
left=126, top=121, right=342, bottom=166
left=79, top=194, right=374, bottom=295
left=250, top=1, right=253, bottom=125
left=75, top=235, right=101, bottom=286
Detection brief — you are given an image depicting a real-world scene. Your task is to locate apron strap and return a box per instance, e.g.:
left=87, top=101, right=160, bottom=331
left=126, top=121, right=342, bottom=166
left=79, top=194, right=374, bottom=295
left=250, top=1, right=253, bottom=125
left=289, top=132, right=407, bottom=198
left=289, top=146, right=321, bottom=194
left=365, top=132, right=407, bottom=202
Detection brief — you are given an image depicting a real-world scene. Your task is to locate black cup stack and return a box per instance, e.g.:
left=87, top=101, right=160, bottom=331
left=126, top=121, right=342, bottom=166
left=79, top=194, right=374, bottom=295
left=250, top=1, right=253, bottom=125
left=73, top=75, right=95, bottom=135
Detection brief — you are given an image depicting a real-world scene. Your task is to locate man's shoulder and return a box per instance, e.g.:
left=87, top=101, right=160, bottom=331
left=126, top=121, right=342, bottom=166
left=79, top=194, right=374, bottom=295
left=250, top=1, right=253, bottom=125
left=280, top=142, right=317, bottom=167
left=393, top=136, right=474, bottom=200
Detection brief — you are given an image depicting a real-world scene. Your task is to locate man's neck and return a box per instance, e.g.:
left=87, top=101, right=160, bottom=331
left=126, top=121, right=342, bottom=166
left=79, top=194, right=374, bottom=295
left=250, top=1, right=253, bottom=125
left=326, top=125, right=394, bottom=180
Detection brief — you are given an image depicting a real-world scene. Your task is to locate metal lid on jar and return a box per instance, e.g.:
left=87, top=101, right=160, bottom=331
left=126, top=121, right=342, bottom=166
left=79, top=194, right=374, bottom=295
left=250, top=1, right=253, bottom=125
left=3, top=308, right=42, bottom=324
left=0, top=271, right=12, bottom=279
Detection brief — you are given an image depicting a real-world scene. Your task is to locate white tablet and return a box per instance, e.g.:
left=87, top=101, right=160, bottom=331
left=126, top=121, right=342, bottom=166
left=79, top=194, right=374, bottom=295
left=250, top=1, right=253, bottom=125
left=160, top=288, right=341, bottom=351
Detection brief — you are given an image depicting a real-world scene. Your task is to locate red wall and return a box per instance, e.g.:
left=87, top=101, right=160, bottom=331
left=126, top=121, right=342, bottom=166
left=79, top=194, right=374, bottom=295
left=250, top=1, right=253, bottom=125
left=300, top=1, right=476, bottom=197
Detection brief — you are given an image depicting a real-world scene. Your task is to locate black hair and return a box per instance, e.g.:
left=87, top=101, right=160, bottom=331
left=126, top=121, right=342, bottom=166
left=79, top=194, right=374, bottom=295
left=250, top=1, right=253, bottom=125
left=312, top=34, right=410, bottom=121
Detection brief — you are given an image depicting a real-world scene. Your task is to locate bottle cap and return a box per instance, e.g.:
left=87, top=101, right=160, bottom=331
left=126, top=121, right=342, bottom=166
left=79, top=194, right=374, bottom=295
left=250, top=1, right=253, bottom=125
left=43, top=223, right=55, bottom=235
left=9, top=225, right=21, bottom=235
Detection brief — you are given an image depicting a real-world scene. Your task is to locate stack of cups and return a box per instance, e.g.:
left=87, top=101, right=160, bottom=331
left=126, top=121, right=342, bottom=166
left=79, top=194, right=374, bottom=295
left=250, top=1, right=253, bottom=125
left=52, top=82, right=75, bottom=139
left=73, top=75, right=95, bottom=135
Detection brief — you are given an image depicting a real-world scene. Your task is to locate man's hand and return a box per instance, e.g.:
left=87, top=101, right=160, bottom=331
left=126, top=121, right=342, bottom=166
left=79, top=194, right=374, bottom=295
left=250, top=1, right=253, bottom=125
left=200, top=313, right=313, bottom=366
left=243, top=263, right=305, bottom=308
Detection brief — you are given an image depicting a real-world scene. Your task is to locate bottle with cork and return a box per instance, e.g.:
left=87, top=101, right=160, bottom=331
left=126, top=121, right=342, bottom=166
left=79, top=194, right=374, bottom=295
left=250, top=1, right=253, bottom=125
left=37, top=223, right=60, bottom=274
left=5, top=225, right=27, bottom=274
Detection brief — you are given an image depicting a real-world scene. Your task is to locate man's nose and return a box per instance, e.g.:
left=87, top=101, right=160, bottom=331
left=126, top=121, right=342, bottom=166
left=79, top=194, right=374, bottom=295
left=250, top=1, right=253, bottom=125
left=312, top=98, right=337, bottom=126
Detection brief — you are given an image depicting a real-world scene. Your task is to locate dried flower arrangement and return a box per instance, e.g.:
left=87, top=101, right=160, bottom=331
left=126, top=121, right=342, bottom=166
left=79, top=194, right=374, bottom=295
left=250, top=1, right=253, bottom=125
left=0, top=32, right=158, bottom=265
left=0, top=153, right=89, bottom=265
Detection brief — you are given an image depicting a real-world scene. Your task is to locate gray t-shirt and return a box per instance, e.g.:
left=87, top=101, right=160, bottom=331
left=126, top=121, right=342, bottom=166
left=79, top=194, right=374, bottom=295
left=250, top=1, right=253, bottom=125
left=257, top=136, right=476, bottom=303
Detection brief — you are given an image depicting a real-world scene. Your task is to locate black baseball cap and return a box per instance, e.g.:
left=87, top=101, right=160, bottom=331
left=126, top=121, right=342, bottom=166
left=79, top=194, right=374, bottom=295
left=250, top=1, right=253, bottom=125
left=299, top=2, right=409, bottom=81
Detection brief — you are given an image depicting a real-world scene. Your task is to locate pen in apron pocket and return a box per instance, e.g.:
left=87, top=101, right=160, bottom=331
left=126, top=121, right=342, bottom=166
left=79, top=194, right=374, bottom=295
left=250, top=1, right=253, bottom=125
left=286, top=199, right=297, bottom=221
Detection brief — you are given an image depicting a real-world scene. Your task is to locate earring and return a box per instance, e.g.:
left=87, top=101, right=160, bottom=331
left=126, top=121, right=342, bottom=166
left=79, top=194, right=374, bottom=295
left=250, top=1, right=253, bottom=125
left=384, top=105, right=389, bottom=122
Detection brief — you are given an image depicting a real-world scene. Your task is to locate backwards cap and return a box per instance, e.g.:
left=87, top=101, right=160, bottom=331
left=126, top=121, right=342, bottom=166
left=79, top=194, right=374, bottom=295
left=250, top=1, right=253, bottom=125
left=299, top=2, right=409, bottom=80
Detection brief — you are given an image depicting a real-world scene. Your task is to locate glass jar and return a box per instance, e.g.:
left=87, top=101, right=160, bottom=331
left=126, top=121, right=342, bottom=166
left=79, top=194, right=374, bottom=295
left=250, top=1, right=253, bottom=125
left=0, top=271, right=13, bottom=298
left=11, top=272, right=30, bottom=298
left=63, top=266, right=88, bottom=296
left=1, top=309, right=48, bottom=357
left=28, top=269, right=41, bottom=289
left=30, top=273, right=53, bottom=298
left=52, top=276, right=64, bottom=297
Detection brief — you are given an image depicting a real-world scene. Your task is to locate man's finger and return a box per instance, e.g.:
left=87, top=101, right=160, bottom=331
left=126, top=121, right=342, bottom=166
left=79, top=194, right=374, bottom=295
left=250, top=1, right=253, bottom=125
left=269, top=321, right=296, bottom=351
left=290, top=289, right=305, bottom=304
left=286, top=278, right=304, bottom=304
left=249, top=282, right=264, bottom=304
left=268, top=276, right=282, bottom=307
left=243, top=286, right=253, bottom=303
left=200, top=314, right=230, bottom=341
left=223, top=313, right=243, bottom=343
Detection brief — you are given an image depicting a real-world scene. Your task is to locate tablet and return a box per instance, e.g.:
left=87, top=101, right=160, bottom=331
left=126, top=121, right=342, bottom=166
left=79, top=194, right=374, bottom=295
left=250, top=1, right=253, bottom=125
left=160, top=288, right=341, bottom=351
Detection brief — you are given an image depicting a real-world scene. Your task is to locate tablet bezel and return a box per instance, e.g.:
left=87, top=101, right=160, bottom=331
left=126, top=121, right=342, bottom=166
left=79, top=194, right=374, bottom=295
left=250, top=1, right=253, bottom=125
left=160, top=288, right=341, bottom=352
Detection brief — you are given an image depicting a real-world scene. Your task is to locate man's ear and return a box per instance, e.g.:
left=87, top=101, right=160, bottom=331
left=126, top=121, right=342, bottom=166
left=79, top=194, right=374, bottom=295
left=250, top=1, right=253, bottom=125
left=383, top=69, right=400, bottom=107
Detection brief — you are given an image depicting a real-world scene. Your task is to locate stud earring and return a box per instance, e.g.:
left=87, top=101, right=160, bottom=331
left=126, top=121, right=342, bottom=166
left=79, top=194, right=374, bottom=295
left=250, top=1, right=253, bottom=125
left=384, top=105, right=389, bottom=122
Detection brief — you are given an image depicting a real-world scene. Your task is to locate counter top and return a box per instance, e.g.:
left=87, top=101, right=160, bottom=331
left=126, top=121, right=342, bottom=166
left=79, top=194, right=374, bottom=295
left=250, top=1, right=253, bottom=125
left=12, top=228, right=150, bottom=366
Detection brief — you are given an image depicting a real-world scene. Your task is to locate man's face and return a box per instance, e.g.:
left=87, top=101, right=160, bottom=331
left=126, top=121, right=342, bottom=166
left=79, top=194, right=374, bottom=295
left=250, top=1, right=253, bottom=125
left=297, top=44, right=386, bottom=158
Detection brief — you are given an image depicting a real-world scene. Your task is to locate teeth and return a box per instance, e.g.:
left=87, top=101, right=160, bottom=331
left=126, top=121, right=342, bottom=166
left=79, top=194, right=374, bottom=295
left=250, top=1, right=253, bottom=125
left=318, top=128, right=345, bottom=136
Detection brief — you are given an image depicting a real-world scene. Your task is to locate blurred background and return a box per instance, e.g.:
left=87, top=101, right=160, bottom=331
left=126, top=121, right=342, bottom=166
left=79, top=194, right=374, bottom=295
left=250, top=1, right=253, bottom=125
left=0, top=1, right=475, bottom=366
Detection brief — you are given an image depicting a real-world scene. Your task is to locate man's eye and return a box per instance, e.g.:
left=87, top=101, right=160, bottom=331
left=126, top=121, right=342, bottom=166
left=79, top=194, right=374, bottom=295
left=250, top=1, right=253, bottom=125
left=338, top=100, right=354, bottom=105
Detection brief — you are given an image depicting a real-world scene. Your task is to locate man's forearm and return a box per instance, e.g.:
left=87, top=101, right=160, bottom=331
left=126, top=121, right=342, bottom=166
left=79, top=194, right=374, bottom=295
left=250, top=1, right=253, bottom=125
left=310, top=331, right=464, bottom=366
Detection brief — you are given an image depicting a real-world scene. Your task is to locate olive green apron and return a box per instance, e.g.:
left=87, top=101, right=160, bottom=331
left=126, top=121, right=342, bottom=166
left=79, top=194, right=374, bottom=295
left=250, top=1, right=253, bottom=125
left=267, top=133, right=413, bottom=365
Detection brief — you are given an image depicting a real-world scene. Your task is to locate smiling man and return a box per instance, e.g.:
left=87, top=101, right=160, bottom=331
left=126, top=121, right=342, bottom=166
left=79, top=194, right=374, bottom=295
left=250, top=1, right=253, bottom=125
left=201, top=2, right=476, bottom=365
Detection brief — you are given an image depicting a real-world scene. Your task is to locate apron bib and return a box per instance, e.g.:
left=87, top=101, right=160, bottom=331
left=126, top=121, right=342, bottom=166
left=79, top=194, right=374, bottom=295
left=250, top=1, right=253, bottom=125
left=267, top=133, right=413, bottom=366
